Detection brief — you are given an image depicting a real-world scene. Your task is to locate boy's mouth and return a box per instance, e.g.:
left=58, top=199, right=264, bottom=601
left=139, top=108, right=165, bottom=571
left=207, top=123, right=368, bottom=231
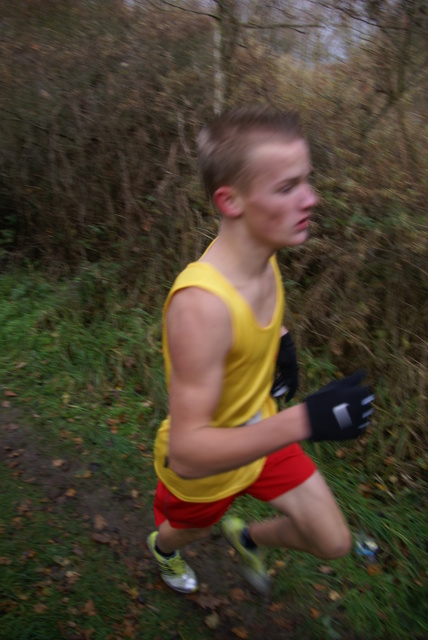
left=295, top=217, right=310, bottom=230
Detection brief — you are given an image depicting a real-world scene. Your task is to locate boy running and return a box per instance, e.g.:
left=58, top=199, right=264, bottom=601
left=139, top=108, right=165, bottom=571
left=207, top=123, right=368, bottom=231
left=147, top=107, right=374, bottom=594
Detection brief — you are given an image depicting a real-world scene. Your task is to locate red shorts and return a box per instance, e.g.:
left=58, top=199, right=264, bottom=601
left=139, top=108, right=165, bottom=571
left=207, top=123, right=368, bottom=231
left=153, top=444, right=317, bottom=529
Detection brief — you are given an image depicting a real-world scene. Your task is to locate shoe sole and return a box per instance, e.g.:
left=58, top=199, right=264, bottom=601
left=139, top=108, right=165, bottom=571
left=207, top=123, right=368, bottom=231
left=222, top=523, right=271, bottom=594
left=146, top=535, right=199, bottom=594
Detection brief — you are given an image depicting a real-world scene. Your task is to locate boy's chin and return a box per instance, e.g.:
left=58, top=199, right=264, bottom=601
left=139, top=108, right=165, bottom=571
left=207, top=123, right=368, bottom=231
left=280, top=230, right=309, bottom=249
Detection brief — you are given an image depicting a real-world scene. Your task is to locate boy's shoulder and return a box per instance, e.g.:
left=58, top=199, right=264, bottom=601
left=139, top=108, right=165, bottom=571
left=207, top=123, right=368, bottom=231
left=165, top=285, right=232, bottom=367
left=168, top=284, right=229, bottom=324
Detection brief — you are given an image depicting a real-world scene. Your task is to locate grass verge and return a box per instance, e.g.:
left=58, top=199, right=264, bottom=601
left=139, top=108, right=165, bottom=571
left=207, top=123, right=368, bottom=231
left=0, top=269, right=427, bottom=640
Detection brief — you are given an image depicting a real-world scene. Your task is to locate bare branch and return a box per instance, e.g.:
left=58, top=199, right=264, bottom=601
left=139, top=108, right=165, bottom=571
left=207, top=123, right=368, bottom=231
left=242, top=21, right=321, bottom=30
left=154, top=0, right=218, bottom=20
left=313, top=0, right=413, bottom=32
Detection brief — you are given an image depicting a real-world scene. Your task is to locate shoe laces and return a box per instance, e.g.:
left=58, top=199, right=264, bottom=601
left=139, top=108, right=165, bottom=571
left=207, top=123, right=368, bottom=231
left=163, top=552, right=187, bottom=574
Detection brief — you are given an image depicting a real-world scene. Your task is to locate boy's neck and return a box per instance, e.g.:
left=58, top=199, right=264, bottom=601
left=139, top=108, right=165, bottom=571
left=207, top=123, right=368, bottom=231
left=201, top=221, right=274, bottom=282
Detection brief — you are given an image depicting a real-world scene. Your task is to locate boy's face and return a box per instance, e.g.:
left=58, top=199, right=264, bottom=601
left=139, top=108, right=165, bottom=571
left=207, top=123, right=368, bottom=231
left=236, top=138, right=318, bottom=250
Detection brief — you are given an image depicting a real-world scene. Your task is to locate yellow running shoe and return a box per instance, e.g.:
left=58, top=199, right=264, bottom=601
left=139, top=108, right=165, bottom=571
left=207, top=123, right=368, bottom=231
left=146, top=531, right=198, bottom=594
left=222, top=517, right=271, bottom=594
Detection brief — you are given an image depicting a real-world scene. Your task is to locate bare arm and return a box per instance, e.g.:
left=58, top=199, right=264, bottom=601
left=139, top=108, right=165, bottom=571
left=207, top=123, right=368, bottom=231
left=167, top=288, right=311, bottom=479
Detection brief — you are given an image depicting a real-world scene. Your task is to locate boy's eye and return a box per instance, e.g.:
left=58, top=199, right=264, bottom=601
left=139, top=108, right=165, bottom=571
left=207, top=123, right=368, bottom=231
left=279, top=184, right=294, bottom=194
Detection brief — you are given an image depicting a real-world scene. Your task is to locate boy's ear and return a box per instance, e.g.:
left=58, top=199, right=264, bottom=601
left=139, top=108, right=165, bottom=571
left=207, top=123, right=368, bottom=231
left=213, top=186, right=243, bottom=218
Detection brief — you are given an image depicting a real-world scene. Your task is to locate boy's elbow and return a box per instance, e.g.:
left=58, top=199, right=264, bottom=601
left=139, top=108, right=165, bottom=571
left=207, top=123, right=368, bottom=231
left=169, top=455, right=199, bottom=480
left=169, top=454, right=208, bottom=480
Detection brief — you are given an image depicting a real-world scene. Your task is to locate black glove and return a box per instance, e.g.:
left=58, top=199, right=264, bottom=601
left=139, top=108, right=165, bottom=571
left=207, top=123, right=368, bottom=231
left=271, top=332, right=298, bottom=402
left=305, top=370, right=374, bottom=442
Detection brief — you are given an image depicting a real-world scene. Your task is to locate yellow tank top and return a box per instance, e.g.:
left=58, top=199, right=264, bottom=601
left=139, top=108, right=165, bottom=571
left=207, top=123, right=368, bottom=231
left=153, top=253, right=284, bottom=502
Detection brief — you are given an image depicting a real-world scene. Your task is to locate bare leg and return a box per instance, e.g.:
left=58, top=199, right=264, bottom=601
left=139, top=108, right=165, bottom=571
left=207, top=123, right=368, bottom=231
left=157, top=520, right=212, bottom=555
left=248, top=471, right=352, bottom=559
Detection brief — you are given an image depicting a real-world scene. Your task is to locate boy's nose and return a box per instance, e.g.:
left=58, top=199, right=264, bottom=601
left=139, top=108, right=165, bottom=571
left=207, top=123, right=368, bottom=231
left=303, top=184, right=318, bottom=209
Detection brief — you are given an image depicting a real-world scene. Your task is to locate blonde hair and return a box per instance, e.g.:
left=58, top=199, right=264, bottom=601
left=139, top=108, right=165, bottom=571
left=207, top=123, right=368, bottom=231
left=197, top=106, right=302, bottom=199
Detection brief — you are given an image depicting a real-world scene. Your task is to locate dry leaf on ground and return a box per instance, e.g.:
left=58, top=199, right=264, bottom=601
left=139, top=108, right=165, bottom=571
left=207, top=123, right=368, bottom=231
left=205, top=612, right=220, bottom=629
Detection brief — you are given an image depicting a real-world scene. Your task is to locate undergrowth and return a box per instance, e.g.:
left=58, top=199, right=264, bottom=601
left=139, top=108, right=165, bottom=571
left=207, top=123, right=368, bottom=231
left=0, top=268, right=427, bottom=639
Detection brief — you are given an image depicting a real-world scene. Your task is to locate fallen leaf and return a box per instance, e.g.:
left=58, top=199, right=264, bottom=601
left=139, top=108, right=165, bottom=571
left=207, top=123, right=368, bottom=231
left=318, top=565, right=334, bottom=574
left=34, top=603, right=48, bottom=613
left=67, top=606, right=79, bottom=615
left=82, top=599, right=97, bottom=616
left=65, top=571, right=81, bottom=585
left=91, top=532, right=111, bottom=545
left=268, top=602, right=284, bottom=611
left=52, top=556, right=71, bottom=567
left=125, top=586, right=139, bottom=600
left=93, top=515, right=108, bottom=531
left=5, top=390, right=18, bottom=397
left=232, top=626, right=248, bottom=639
left=72, top=543, right=84, bottom=557
left=74, top=469, right=92, bottom=479
left=0, top=557, right=12, bottom=565
left=313, top=583, right=327, bottom=591
left=3, top=423, right=19, bottom=431
left=122, top=619, right=136, bottom=638
left=9, top=448, right=24, bottom=458
left=15, top=362, right=27, bottom=369
left=62, top=393, right=70, bottom=405
left=52, top=459, right=65, bottom=468
left=1, top=401, right=11, bottom=408
left=130, top=489, right=139, bottom=499
left=367, top=564, right=382, bottom=576
left=375, top=482, right=387, bottom=492
left=359, top=483, right=372, bottom=494
left=194, top=591, right=229, bottom=610
left=0, top=600, right=18, bottom=612
left=336, top=449, right=346, bottom=459
left=6, top=460, right=20, bottom=469
left=329, top=590, right=342, bottom=601
left=204, top=612, right=220, bottom=629
left=273, top=618, right=294, bottom=630
left=310, top=608, right=321, bottom=619
left=64, top=488, right=77, bottom=498
left=17, top=500, right=32, bottom=514
left=230, top=588, right=246, bottom=602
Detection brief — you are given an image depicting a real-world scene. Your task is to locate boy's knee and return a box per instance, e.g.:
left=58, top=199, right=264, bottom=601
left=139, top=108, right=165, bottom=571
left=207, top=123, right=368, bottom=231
left=315, top=527, right=353, bottom=560
left=188, top=526, right=213, bottom=541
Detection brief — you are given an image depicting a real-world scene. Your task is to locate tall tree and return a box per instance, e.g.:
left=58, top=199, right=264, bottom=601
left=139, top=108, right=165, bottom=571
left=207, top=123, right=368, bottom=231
left=325, top=0, right=428, bottom=138
left=145, top=0, right=321, bottom=112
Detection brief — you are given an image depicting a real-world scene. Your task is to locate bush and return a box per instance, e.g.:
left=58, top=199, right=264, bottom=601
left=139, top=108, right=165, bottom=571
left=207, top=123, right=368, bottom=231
left=0, top=0, right=427, bottom=459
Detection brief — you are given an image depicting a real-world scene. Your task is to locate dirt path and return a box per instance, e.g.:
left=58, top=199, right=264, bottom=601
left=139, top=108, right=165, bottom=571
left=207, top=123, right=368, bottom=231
left=0, top=408, right=312, bottom=640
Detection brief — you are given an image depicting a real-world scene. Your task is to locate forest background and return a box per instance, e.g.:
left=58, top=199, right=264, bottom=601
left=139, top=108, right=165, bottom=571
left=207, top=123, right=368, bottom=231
left=0, top=1, right=427, bottom=639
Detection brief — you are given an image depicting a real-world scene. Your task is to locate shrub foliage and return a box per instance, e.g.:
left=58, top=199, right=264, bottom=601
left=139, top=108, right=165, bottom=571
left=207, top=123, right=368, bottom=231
left=0, top=0, right=427, bottom=459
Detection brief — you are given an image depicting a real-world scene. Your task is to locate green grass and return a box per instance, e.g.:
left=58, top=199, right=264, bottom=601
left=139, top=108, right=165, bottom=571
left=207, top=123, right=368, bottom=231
left=0, top=269, right=427, bottom=640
